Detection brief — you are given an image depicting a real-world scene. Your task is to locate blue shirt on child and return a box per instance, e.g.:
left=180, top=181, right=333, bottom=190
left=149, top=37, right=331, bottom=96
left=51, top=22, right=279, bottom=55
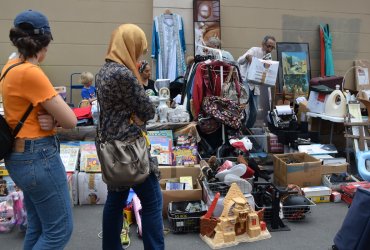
left=81, top=86, right=96, bottom=100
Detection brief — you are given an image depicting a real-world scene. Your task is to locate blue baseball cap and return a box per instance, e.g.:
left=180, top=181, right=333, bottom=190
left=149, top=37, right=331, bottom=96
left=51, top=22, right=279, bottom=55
left=14, top=10, right=52, bottom=38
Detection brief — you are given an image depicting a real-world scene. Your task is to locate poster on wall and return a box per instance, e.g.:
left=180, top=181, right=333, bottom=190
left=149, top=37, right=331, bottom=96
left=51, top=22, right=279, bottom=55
left=193, top=0, right=221, bottom=56
left=276, top=42, right=311, bottom=98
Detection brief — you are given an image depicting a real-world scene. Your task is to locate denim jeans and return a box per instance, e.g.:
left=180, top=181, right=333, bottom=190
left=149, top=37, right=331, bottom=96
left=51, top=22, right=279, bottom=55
left=5, top=136, right=73, bottom=250
left=102, top=173, right=164, bottom=250
left=246, top=88, right=259, bottom=128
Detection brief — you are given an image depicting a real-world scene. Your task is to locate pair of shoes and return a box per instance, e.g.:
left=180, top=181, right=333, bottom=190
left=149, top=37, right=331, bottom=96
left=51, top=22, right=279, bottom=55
left=216, top=160, right=234, bottom=173
left=224, top=174, right=252, bottom=193
left=237, top=155, right=255, bottom=179
left=215, top=164, right=247, bottom=181
left=120, top=219, right=130, bottom=249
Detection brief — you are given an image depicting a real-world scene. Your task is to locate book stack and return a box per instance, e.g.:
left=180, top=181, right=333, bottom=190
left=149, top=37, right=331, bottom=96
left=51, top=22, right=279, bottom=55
left=148, top=130, right=173, bottom=165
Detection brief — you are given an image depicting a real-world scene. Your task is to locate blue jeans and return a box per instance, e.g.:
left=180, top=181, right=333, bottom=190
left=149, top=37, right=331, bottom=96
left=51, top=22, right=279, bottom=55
left=246, top=88, right=259, bottom=128
left=5, top=136, right=73, bottom=250
left=103, top=173, right=164, bottom=250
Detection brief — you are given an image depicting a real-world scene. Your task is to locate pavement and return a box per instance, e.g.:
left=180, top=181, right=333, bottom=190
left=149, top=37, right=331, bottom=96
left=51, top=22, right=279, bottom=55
left=0, top=201, right=349, bottom=250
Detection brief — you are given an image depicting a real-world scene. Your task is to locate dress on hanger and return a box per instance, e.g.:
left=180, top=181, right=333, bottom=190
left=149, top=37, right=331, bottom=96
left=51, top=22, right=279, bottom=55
left=151, top=13, right=186, bottom=81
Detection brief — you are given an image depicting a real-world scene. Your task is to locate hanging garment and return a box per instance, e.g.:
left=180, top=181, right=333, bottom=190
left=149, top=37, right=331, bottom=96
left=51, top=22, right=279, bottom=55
left=151, top=13, right=186, bottom=81
left=192, top=60, right=232, bottom=119
left=319, top=25, right=325, bottom=77
left=320, top=24, right=335, bottom=76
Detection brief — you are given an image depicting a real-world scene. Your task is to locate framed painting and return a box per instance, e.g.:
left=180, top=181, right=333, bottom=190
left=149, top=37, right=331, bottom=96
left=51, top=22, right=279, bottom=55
left=193, top=0, right=221, bottom=56
left=276, top=42, right=311, bottom=99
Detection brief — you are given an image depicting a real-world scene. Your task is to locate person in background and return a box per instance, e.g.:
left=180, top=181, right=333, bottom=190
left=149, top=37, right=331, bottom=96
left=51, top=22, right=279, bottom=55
left=204, top=36, right=234, bottom=62
left=80, top=71, right=97, bottom=102
left=138, top=60, right=157, bottom=95
left=96, top=24, right=164, bottom=250
left=237, top=35, right=276, bottom=128
left=1, top=9, right=76, bottom=249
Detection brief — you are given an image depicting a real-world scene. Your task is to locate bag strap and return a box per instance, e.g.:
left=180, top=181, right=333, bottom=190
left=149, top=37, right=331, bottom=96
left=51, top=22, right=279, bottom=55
left=0, top=61, right=25, bottom=81
left=13, top=104, right=33, bottom=137
left=1, top=61, right=34, bottom=137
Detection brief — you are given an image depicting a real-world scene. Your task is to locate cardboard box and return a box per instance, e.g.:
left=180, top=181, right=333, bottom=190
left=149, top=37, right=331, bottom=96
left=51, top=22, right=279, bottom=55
left=306, top=195, right=330, bottom=203
left=321, top=163, right=348, bottom=175
left=159, top=166, right=202, bottom=217
left=247, top=58, right=279, bottom=86
left=273, top=153, right=322, bottom=187
left=78, top=172, right=107, bottom=205
left=302, top=186, right=331, bottom=197
left=302, top=186, right=331, bottom=204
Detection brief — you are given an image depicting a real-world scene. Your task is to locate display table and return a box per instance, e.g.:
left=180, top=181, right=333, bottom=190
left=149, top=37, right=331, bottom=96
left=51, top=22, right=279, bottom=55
left=57, top=122, right=194, bottom=141
left=57, top=126, right=97, bottom=141
left=306, top=112, right=345, bottom=144
left=147, top=122, right=191, bottom=131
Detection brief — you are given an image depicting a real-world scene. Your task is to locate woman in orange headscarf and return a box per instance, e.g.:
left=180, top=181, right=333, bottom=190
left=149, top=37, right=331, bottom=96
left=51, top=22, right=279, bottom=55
left=95, top=24, right=164, bottom=250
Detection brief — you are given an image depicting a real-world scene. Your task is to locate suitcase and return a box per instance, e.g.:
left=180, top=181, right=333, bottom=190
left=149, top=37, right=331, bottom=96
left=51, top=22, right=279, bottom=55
left=310, top=76, right=344, bottom=90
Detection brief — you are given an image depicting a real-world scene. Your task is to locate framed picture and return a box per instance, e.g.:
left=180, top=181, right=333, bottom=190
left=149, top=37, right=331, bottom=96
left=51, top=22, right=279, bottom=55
left=354, top=59, right=370, bottom=91
left=276, top=42, right=311, bottom=98
left=193, top=0, right=221, bottom=55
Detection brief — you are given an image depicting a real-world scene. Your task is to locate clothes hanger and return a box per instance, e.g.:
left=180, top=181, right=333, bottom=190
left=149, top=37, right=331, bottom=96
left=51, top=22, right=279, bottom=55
left=163, top=9, right=173, bottom=20
left=200, top=64, right=230, bottom=74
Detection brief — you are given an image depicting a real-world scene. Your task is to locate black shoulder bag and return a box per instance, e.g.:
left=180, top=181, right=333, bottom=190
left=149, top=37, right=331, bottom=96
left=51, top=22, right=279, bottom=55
left=0, top=61, right=33, bottom=160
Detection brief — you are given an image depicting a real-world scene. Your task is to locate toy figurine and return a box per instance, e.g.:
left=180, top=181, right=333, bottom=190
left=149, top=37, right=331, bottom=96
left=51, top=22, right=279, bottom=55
left=200, top=183, right=271, bottom=248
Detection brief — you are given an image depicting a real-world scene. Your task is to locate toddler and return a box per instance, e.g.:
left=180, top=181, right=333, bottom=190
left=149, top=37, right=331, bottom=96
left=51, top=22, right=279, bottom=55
left=80, top=71, right=96, bottom=102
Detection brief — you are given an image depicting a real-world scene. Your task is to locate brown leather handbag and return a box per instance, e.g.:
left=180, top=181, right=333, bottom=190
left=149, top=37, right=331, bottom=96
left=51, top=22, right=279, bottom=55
left=95, top=102, right=150, bottom=187
left=96, top=135, right=150, bottom=186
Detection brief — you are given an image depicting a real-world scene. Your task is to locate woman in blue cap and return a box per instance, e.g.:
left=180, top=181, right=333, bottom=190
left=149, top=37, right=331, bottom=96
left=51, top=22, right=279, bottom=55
left=1, top=10, right=76, bottom=249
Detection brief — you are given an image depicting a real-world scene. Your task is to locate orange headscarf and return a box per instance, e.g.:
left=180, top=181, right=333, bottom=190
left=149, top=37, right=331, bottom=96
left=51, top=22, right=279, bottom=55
left=105, top=24, right=147, bottom=84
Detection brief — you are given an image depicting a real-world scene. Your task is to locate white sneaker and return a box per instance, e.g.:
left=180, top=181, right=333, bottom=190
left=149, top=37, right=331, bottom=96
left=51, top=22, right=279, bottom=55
left=215, top=163, right=247, bottom=181
left=224, top=174, right=252, bottom=194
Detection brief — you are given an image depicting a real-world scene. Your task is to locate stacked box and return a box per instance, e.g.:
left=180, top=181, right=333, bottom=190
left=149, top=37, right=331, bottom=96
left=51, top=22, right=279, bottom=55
left=78, top=172, right=107, bottom=205
left=273, top=153, right=322, bottom=187
left=159, top=166, right=202, bottom=217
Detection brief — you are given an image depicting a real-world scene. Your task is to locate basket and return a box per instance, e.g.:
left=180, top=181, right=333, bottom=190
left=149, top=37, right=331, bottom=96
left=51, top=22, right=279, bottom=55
left=203, top=178, right=254, bottom=197
left=202, top=179, right=255, bottom=217
left=255, top=196, right=316, bottom=222
left=167, top=200, right=207, bottom=233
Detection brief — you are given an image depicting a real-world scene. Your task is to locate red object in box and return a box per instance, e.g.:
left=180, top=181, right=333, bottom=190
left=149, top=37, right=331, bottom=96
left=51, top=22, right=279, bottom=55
left=340, top=181, right=370, bottom=197
left=341, top=192, right=353, bottom=205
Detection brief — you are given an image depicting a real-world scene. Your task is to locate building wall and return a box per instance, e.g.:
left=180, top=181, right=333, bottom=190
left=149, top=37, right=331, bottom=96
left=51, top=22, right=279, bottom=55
left=0, top=0, right=153, bottom=105
left=1, top=0, right=369, bottom=105
left=154, top=0, right=370, bottom=90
